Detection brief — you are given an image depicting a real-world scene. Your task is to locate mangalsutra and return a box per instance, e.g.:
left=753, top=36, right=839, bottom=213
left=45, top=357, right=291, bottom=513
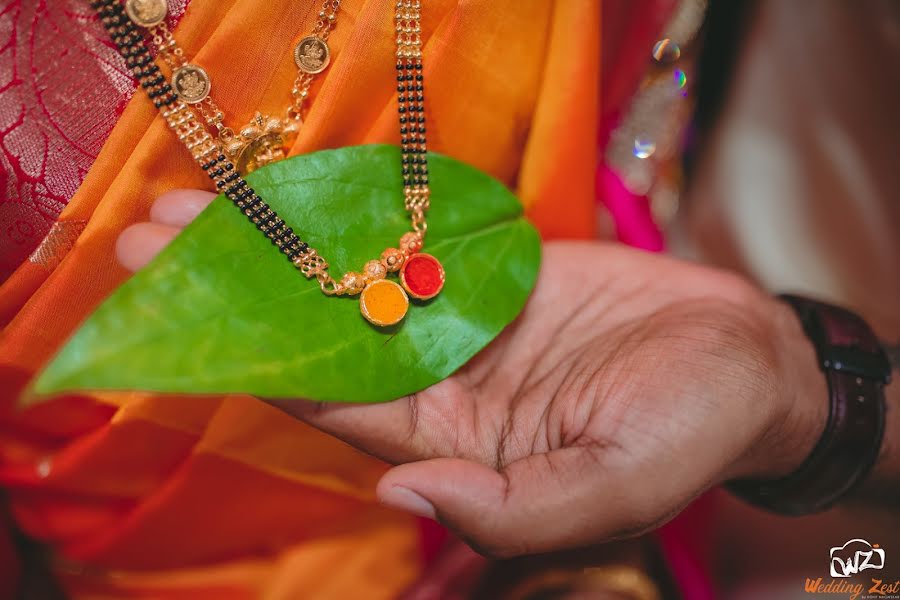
left=94, top=0, right=444, bottom=327
left=128, top=0, right=341, bottom=173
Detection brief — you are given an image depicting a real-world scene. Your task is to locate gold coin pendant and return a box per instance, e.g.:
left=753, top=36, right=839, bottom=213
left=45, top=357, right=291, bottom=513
left=172, top=64, right=211, bottom=104
left=294, top=36, right=331, bottom=75
left=124, top=0, right=168, bottom=27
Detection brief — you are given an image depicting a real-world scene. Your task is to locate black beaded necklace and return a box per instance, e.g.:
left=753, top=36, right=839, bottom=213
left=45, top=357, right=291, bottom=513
left=94, top=0, right=446, bottom=327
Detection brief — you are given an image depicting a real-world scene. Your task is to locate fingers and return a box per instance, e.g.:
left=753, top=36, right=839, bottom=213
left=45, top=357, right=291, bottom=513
left=376, top=446, right=671, bottom=558
left=150, top=189, right=217, bottom=226
left=116, top=189, right=217, bottom=272
left=116, top=222, right=180, bottom=272
left=267, top=391, right=444, bottom=465
left=267, top=374, right=483, bottom=465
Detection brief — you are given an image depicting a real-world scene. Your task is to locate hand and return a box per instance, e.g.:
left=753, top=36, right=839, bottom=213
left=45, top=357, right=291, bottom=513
left=118, top=189, right=827, bottom=557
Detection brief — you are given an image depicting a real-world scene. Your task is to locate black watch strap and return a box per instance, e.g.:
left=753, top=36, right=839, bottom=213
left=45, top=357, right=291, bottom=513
left=727, top=295, right=891, bottom=515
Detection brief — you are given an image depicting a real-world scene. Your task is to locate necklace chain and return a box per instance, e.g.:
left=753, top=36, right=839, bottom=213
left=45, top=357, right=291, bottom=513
left=396, top=0, right=429, bottom=233
left=287, top=0, right=341, bottom=123
left=148, top=0, right=342, bottom=171
left=94, top=0, right=436, bottom=313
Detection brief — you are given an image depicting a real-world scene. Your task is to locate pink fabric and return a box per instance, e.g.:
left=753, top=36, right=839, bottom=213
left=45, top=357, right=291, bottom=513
left=418, top=517, right=450, bottom=564
left=598, top=0, right=672, bottom=252
left=597, top=164, right=665, bottom=251
left=657, top=496, right=718, bottom=600
left=0, top=0, right=188, bottom=282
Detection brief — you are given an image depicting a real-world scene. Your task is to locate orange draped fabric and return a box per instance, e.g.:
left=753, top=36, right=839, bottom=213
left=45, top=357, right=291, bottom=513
left=0, top=0, right=600, bottom=597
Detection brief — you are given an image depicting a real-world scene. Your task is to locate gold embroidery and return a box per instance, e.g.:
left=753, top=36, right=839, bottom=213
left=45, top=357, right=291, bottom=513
left=28, top=220, right=87, bottom=271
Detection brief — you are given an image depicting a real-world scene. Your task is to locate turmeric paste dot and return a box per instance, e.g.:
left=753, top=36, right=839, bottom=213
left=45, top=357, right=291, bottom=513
left=359, top=279, right=409, bottom=326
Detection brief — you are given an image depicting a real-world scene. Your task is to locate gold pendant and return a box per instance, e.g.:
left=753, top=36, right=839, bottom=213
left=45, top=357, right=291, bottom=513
left=172, top=64, right=211, bottom=104
left=295, top=233, right=443, bottom=328
left=354, top=250, right=445, bottom=327
left=294, top=36, right=331, bottom=74
left=125, top=0, right=167, bottom=27
left=224, top=112, right=299, bottom=174
left=357, top=251, right=444, bottom=326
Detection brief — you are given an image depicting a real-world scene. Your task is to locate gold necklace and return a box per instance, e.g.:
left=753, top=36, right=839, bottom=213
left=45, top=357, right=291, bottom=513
left=127, top=0, right=341, bottom=173
left=103, top=0, right=444, bottom=327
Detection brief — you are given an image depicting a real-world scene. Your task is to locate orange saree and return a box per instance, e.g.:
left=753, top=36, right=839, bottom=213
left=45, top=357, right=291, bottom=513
left=0, top=0, right=600, bottom=597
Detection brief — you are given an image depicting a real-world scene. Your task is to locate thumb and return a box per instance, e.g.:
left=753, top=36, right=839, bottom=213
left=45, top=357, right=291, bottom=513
left=376, top=448, right=653, bottom=558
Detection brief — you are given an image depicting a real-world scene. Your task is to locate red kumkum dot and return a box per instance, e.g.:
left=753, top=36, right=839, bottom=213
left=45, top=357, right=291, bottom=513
left=400, top=253, right=445, bottom=300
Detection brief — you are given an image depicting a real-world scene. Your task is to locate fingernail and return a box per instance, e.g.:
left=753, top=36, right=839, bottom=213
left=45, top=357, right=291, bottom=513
left=379, top=486, right=436, bottom=519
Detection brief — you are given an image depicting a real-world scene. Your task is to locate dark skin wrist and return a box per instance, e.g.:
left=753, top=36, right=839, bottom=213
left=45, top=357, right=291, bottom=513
left=724, top=299, right=829, bottom=483
left=727, top=299, right=900, bottom=505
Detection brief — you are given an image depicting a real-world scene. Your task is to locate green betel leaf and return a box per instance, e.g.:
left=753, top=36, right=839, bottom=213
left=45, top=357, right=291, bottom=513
left=30, top=145, right=541, bottom=404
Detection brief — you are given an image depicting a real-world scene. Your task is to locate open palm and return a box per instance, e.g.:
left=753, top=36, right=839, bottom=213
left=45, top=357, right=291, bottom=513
left=118, top=190, right=818, bottom=557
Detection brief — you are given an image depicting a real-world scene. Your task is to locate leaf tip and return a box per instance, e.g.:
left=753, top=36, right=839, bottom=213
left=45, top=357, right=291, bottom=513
left=20, top=360, right=78, bottom=410
left=16, top=381, right=55, bottom=411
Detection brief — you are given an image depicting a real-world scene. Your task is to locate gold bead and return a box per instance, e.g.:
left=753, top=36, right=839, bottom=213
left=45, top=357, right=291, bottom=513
left=340, top=272, right=367, bottom=295
left=399, top=232, right=423, bottom=255
left=241, top=124, right=261, bottom=138
left=364, top=260, right=387, bottom=282
left=381, top=248, right=404, bottom=272
left=264, top=117, right=283, bottom=132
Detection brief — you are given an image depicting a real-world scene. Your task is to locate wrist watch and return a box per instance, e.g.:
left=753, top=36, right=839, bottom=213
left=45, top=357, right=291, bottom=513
left=728, top=295, right=892, bottom=515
